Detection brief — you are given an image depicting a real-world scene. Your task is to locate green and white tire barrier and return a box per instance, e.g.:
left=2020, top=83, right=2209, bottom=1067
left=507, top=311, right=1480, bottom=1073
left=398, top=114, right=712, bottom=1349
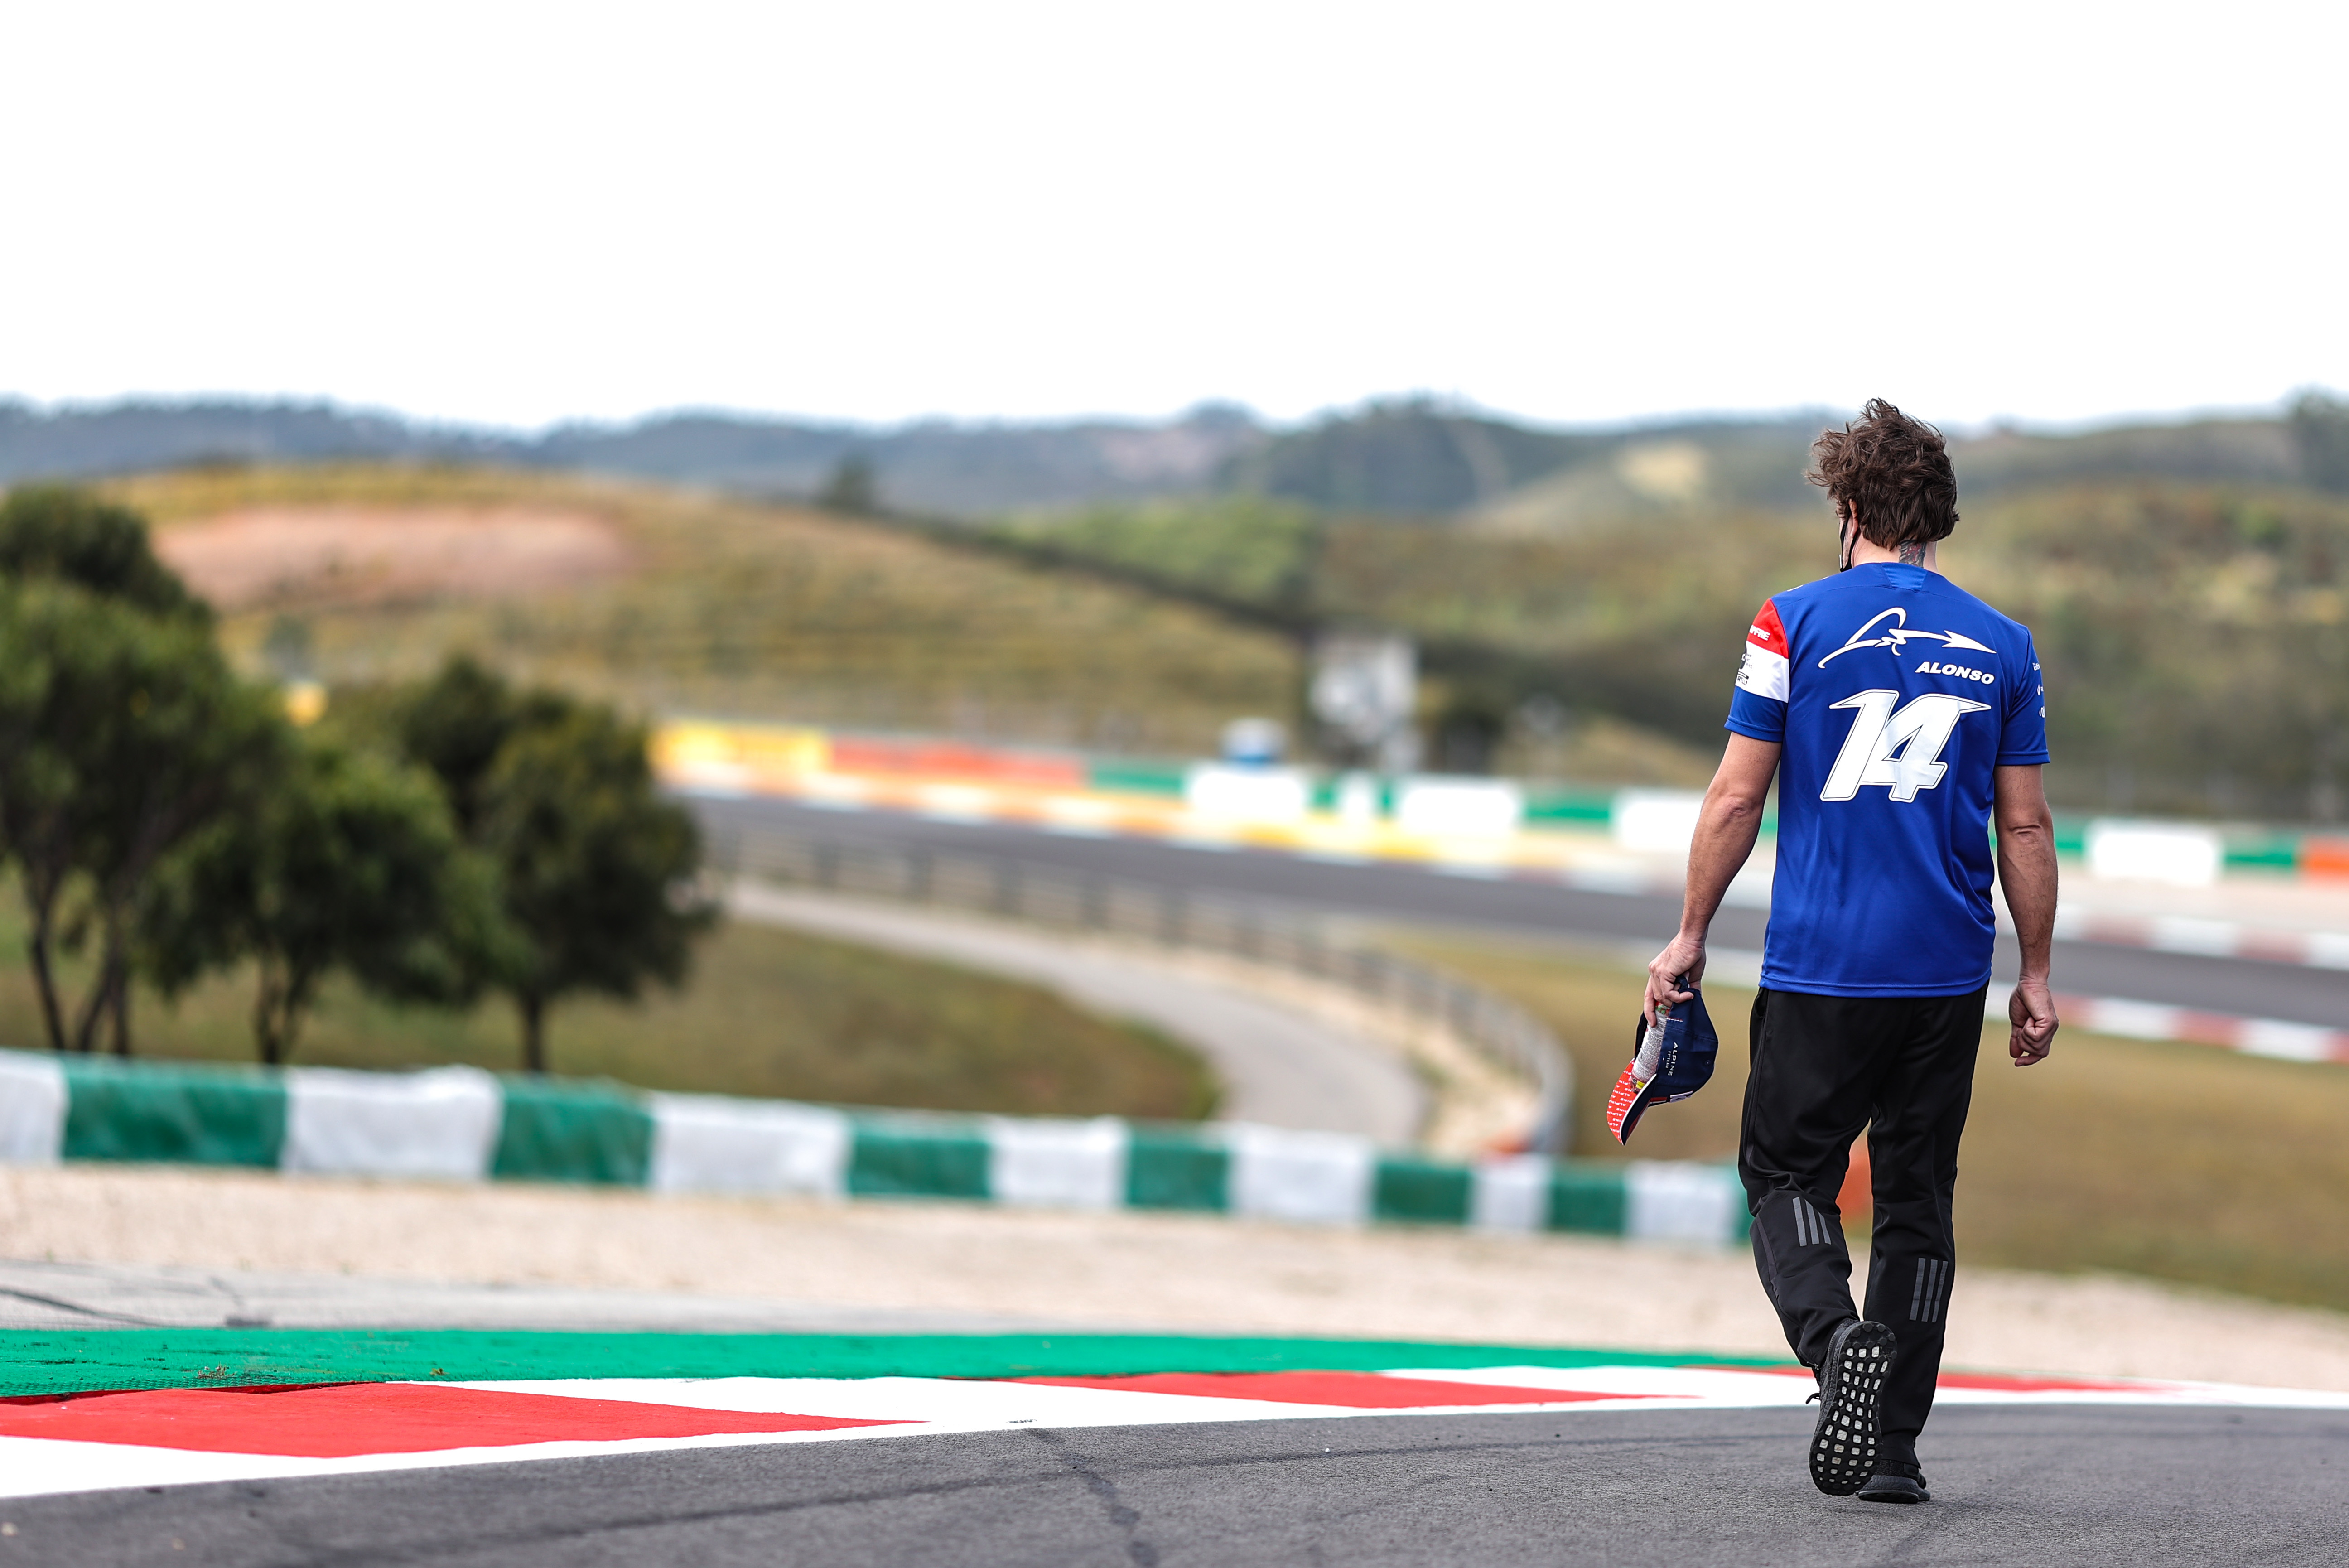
left=0, top=1051, right=1747, bottom=1245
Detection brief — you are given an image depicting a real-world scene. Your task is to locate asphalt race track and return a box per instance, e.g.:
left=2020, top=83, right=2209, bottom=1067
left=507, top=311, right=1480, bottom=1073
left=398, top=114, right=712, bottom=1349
left=14, top=795, right=2344, bottom=1565
left=692, top=794, right=2349, bottom=1032
left=16, top=1405, right=2347, bottom=1568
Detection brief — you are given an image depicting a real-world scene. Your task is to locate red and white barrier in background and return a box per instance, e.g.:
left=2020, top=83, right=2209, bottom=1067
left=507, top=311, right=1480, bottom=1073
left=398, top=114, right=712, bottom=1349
left=2049, top=909, right=2349, bottom=970
left=2055, top=994, right=2349, bottom=1065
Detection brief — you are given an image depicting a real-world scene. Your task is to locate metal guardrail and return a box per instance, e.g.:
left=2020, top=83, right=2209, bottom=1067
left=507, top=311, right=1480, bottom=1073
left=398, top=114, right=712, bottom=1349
left=705, top=824, right=1576, bottom=1154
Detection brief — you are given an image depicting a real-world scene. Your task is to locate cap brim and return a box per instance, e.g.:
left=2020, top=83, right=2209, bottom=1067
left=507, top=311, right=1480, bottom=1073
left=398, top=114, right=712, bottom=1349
left=1604, top=1060, right=1669, bottom=1145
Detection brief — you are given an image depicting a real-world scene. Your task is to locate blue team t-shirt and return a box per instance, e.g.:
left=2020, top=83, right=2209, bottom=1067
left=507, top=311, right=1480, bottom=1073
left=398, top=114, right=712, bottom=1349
left=1726, top=562, right=2049, bottom=997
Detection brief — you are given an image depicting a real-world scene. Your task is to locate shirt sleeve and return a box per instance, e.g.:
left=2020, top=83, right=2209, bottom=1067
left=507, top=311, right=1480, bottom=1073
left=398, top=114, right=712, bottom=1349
left=1996, top=632, right=2052, bottom=765
left=1725, top=598, right=1790, bottom=743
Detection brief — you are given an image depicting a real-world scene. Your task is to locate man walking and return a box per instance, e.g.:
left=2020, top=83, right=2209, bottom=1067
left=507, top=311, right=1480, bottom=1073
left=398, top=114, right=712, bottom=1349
left=1645, top=399, right=2060, bottom=1504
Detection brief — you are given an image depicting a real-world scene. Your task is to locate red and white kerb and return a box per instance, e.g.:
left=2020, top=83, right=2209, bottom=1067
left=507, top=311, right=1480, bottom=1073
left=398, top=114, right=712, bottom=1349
left=0, top=1365, right=2334, bottom=1503
left=1736, top=601, right=1790, bottom=703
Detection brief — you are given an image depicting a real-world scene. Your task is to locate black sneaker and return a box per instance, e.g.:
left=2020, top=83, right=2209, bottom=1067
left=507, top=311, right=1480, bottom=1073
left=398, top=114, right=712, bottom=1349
left=1857, top=1460, right=1930, bottom=1504
left=1808, top=1318, right=1896, bottom=1496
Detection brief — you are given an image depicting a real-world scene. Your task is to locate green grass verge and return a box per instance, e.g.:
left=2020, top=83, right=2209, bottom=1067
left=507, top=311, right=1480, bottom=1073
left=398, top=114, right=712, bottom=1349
left=0, top=910, right=1216, bottom=1122
left=1394, top=935, right=2349, bottom=1312
left=0, top=1329, right=1780, bottom=1398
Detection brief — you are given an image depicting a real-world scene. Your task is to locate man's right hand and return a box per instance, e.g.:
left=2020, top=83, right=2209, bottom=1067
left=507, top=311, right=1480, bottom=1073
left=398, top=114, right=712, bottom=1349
left=1645, top=933, right=1707, bottom=1027
left=2009, top=978, right=2058, bottom=1066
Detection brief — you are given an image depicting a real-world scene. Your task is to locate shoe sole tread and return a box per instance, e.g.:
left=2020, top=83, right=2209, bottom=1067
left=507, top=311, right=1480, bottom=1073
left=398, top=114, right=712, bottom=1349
left=1809, top=1319, right=1897, bottom=1497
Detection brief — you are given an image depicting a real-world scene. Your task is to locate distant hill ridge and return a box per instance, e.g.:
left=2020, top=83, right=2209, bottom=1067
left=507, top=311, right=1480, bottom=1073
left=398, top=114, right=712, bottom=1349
left=0, top=399, right=1265, bottom=517
left=2, top=391, right=2341, bottom=518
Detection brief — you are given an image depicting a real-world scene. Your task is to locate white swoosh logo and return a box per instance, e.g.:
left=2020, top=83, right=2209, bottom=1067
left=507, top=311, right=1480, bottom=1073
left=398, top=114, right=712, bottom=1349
left=1818, top=609, right=1997, bottom=667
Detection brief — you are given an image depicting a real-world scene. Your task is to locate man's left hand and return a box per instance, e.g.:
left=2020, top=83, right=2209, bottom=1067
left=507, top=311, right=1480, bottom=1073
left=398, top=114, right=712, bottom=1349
left=2008, top=978, right=2059, bottom=1066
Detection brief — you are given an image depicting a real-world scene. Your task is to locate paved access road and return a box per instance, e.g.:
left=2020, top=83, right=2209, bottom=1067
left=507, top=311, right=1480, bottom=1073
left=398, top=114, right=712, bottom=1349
left=728, top=883, right=1424, bottom=1140
left=692, top=795, right=2349, bottom=1031
left=17, top=1404, right=2346, bottom=1568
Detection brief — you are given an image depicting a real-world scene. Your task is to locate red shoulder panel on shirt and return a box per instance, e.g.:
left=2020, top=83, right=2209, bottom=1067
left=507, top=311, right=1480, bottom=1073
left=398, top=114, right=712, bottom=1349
left=1746, top=601, right=1789, bottom=659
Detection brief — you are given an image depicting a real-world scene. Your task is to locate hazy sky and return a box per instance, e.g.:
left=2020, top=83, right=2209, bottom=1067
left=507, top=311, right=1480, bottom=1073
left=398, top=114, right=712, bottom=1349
left=5, top=2, right=2342, bottom=432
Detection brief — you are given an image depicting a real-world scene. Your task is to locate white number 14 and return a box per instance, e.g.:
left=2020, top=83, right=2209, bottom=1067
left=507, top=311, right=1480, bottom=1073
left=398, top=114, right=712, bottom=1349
left=1821, top=690, right=1990, bottom=802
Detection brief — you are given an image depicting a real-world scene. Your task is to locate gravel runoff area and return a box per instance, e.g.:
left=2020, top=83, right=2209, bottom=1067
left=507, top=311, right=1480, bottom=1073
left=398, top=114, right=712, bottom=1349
left=152, top=505, right=631, bottom=610
left=5, top=1164, right=2348, bottom=1392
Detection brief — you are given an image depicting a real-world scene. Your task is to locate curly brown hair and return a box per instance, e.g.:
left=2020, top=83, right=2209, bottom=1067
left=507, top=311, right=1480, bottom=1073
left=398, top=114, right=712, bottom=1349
left=1809, top=399, right=1958, bottom=551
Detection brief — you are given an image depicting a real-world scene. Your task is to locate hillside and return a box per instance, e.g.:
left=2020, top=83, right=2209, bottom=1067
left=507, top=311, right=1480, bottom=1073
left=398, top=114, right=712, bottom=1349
left=102, top=464, right=1300, bottom=757
left=1949, top=482, right=2349, bottom=818
left=986, top=392, right=2349, bottom=811
left=44, top=396, right=2349, bottom=811
left=994, top=473, right=2349, bottom=817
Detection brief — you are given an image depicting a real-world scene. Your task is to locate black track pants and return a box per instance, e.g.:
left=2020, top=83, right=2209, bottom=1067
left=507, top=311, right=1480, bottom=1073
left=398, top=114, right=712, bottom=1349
left=1740, top=985, right=1987, bottom=1449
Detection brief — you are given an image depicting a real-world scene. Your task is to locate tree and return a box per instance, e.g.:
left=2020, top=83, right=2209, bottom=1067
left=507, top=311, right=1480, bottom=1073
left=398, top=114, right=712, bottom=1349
left=397, top=658, right=714, bottom=1071
left=2290, top=390, right=2349, bottom=494
left=815, top=454, right=879, bottom=515
left=478, top=707, right=712, bottom=1071
left=0, top=484, right=249, bottom=1054
left=0, top=580, right=285, bottom=1053
left=140, top=741, right=509, bottom=1065
left=395, top=656, right=569, bottom=837
left=0, top=485, right=210, bottom=621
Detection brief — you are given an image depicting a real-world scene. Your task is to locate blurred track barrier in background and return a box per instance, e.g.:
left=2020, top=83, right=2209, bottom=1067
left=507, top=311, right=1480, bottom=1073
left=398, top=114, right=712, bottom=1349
left=2053, top=996, right=2349, bottom=1063
left=703, top=824, right=1575, bottom=1153
left=0, top=1051, right=1746, bottom=1247
left=656, top=720, right=1677, bottom=887
left=655, top=719, right=2349, bottom=883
